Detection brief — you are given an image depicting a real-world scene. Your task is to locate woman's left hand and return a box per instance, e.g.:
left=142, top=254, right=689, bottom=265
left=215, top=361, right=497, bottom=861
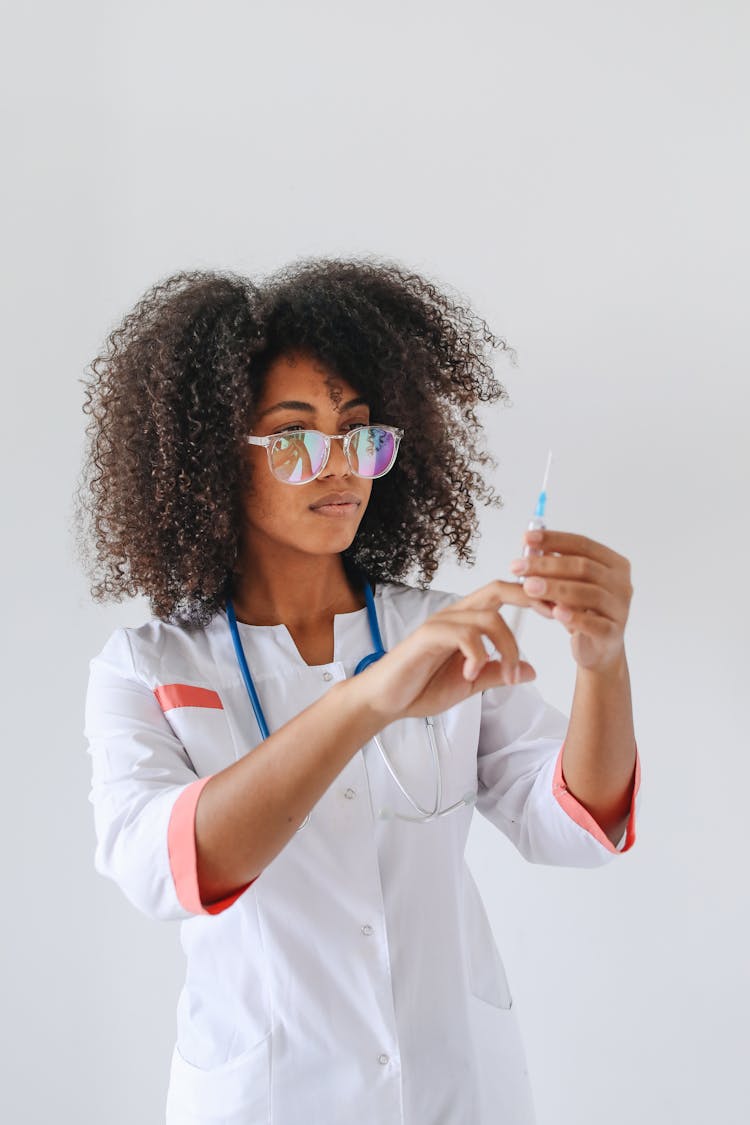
left=509, top=529, right=633, bottom=673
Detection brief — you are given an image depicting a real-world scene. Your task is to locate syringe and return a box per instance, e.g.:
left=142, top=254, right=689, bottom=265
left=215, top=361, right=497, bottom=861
left=506, top=449, right=553, bottom=644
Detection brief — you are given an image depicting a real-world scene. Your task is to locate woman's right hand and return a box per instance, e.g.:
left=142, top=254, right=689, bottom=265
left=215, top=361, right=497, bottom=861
left=355, top=580, right=537, bottom=723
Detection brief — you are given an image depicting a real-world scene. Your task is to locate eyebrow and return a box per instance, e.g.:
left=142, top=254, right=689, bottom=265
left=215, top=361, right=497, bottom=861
left=257, top=396, right=369, bottom=419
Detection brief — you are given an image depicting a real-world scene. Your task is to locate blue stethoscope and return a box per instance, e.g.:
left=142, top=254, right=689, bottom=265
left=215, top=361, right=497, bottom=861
left=225, top=577, right=476, bottom=825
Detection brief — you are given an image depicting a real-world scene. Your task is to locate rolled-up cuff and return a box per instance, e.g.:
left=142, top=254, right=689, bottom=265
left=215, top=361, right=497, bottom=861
left=167, top=777, right=256, bottom=914
left=552, top=742, right=641, bottom=853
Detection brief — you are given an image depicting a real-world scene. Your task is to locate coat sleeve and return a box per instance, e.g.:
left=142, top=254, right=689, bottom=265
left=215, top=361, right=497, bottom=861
left=475, top=675, right=641, bottom=867
left=84, top=628, right=251, bottom=921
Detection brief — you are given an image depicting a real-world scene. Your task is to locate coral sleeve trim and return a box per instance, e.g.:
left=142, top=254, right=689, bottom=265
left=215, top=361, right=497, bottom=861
left=167, top=777, right=256, bottom=915
left=552, top=741, right=641, bottom=853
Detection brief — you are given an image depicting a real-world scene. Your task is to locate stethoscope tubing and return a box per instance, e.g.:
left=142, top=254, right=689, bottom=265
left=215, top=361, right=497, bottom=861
left=225, top=575, right=475, bottom=824
left=226, top=597, right=271, bottom=741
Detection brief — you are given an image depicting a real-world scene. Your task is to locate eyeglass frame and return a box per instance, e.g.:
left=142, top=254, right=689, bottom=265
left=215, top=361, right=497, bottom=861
left=245, top=424, right=405, bottom=485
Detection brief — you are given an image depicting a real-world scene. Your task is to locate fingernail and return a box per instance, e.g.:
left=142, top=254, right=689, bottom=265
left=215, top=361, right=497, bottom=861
left=526, top=530, right=543, bottom=544
left=524, top=577, right=546, bottom=595
left=510, top=558, right=528, bottom=574
left=555, top=605, right=574, bottom=622
left=513, top=665, right=522, bottom=684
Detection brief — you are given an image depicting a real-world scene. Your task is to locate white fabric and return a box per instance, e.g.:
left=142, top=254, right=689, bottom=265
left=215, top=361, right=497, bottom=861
left=85, top=580, right=638, bottom=1125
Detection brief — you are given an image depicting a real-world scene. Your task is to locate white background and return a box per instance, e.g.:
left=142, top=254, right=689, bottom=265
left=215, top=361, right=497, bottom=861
left=2, top=2, right=748, bottom=1122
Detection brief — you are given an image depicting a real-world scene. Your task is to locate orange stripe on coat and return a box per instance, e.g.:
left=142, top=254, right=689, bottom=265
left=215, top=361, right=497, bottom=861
left=154, top=684, right=224, bottom=712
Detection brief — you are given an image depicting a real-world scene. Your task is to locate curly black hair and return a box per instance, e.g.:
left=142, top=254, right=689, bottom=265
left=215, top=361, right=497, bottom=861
left=76, top=255, right=515, bottom=626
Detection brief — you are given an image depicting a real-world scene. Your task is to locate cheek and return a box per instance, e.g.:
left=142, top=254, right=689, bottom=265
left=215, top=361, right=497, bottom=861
left=241, top=471, right=313, bottom=533
left=242, top=464, right=283, bottom=526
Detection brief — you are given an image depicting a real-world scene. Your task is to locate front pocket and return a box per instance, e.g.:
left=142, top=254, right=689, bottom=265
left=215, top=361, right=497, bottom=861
left=468, top=938, right=514, bottom=1010
left=462, top=873, right=514, bottom=1010
left=165, top=1033, right=271, bottom=1124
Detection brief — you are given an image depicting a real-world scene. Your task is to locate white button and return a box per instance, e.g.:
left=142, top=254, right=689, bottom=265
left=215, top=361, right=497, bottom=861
left=378, top=1053, right=389, bottom=1066
left=361, top=924, right=374, bottom=936
left=344, top=788, right=356, bottom=800
left=323, top=671, right=333, bottom=682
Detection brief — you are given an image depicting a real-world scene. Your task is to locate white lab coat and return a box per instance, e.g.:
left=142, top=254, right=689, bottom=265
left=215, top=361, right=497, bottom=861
left=85, top=579, right=641, bottom=1125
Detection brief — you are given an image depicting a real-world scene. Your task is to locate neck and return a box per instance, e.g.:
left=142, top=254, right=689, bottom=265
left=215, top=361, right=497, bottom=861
left=230, top=547, right=364, bottom=628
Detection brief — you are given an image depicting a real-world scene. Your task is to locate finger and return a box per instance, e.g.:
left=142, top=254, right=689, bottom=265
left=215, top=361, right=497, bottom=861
left=520, top=577, right=625, bottom=624
left=511, top=553, right=613, bottom=592
left=551, top=604, right=623, bottom=640
left=523, top=529, right=629, bottom=572
left=448, top=620, right=513, bottom=685
left=501, top=600, right=555, bottom=627
left=446, top=579, right=535, bottom=614
left=529, top=599, right=556, bottom=619
left=418, top=617, right=505, bottom=686
left=461, top=636, right=495, bottom=684
left=431, top=607, right=523, bottom=684
left=512, top=553, right=632, bottom=607
left=470, top=658, right=537, bottom=694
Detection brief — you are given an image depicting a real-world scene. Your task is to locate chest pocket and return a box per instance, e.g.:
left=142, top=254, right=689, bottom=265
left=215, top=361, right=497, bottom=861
left=156, top=683, right=240, bottom=778
left=372, top=696, right=482, bottom=817
left=434, top=694, right=483, bottom=807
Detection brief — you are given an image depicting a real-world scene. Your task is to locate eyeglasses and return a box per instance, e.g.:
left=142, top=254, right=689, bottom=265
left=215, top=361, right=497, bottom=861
left=246, top=424, right=404, bottom=485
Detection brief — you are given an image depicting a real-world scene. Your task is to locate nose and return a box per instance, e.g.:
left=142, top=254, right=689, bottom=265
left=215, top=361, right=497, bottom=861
left=319, top=434, right=352, bottom=478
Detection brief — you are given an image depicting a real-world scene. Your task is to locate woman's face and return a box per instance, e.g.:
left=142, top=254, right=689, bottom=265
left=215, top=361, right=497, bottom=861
left=241, top=352, right=373, bottom=560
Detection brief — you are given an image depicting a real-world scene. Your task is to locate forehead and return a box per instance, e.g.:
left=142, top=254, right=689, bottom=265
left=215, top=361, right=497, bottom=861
left=257, top=351, right=364, bottom=410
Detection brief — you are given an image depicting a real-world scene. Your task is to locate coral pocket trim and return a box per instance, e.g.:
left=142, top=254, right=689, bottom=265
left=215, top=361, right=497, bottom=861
left=154, top=684, right=224, bottom=712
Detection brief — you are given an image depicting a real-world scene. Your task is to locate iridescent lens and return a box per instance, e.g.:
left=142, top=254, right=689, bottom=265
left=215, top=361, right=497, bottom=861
left=348, top=426, right=397, bottom=478
left=270, top=431, right=328, bottom=483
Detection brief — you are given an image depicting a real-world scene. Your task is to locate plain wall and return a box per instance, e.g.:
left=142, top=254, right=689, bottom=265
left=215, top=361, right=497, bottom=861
left=2, top=2, right=748, bottom=1122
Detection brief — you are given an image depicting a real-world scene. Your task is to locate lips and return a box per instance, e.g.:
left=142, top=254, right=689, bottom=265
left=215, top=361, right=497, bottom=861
left=309, top=492, right=361, bottom=510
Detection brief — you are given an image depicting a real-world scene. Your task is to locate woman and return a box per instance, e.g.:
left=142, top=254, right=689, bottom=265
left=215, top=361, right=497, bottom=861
left=80, top=258, right=640, bottom=1125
